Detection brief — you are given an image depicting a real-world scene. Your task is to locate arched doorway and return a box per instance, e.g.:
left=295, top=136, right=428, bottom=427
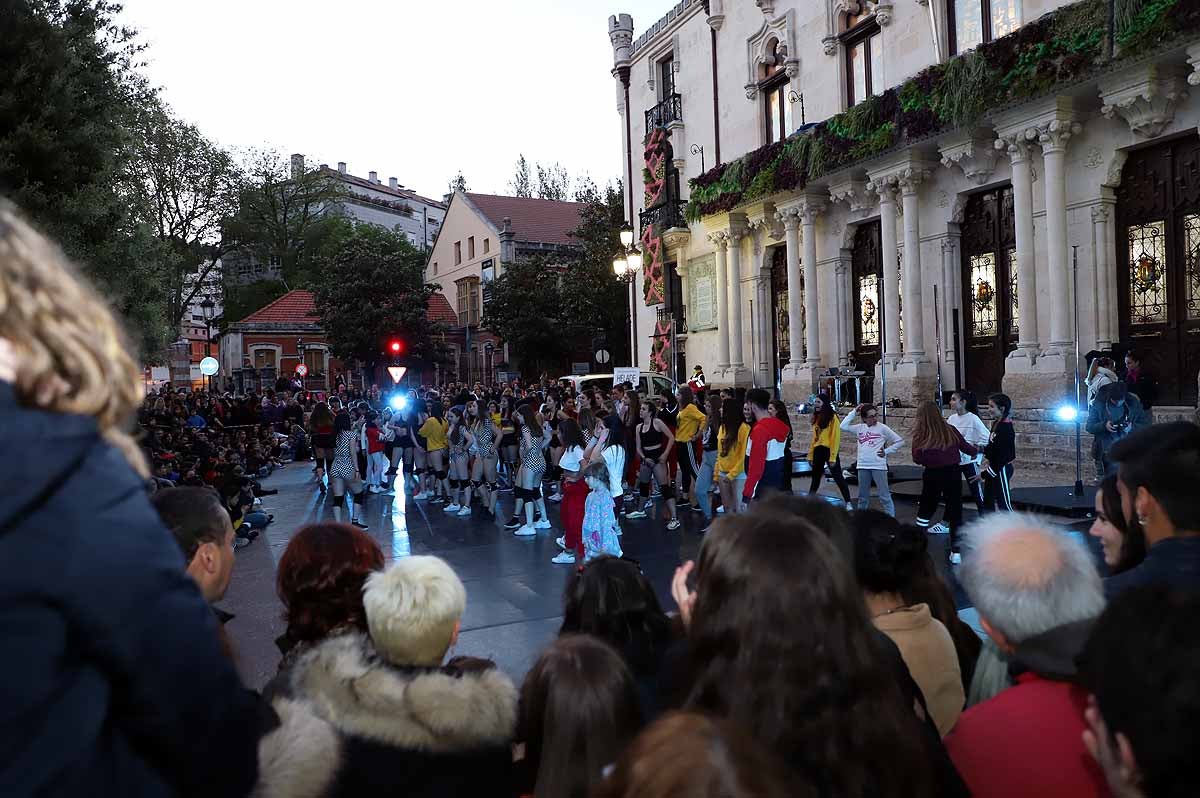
left=960, top=186, right=1018, bottom=396
left=1116, top=135, right=1200, bottom=405
left=851, top=222, right=882, bottom=399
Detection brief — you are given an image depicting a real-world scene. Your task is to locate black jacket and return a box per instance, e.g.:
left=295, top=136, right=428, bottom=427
left=983, top=418, right=1015, bottom=471
left=262, top=633, right=516, bottom=798
left=1105, top=536, right=1200, bottom=599
left=0, top=382, right=264, bottom=798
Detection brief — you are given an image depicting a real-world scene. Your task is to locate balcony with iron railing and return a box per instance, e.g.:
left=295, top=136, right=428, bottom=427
left=639, top=199, right=688, bottom=235
left=644, top=92, right=683, bottom=131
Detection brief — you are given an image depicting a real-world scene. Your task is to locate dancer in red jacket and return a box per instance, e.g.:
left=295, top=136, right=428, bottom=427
left=742, top=388, right=791, bottom=503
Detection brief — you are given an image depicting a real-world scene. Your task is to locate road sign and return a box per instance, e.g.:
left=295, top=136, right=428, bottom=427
left=294, top=363, right=309, bottom=377
left=387, top=366, right=408, bottom=384
left=595, top=349, right=611, bottom=364
left=484, top=341, right=495, bottom=354
left=199, top=357, right=219, bottom=376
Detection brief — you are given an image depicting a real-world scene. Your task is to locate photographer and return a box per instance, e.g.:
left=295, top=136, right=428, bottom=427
left=1086, top=382, right=1149, bottom=478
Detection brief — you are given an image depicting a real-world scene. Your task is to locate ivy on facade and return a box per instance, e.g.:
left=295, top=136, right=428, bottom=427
left=683, top=0, right=1200, bottom=222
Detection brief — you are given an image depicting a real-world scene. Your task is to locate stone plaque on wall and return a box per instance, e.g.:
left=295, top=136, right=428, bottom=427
left=688, top=253, right=717, bottom=331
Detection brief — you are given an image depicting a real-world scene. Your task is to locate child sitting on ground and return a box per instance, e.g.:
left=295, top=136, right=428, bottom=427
left=582, top=461, right=622, bottom=562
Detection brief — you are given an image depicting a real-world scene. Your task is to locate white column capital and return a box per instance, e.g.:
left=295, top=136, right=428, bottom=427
left=1090, top=204, right=1111, bottom=222
left=867, top=175, right=900, bottom=203
left=995, top=128, right=1040, bottom=162
left=897, top=167, right=931, bottom=196
left=797, top=198, right=827, bottom=224
left=939, top=237, right=957, bottom=255
left=775, top=207, right=801, bottom=231
left=1037, top=119, right=1083, bottom=154
left=707, top=230, right=729, bottom=248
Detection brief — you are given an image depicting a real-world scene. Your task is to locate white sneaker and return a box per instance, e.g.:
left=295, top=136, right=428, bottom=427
left=928, top=522, right=950, bottom=535
left=414, top=491, right=429, bottom=500
left=552, top=551, right=576, bottom=564
left=666, top=518, right=681, bottom=531
left=716, top=505, right=726, bottom=514
left=556, top=536, right=567, bottom=549
left=626, top=508, right=648, bottom=519
left=548, top=493, right=563, bottom=503
left=534, top=518, right=552, bottom=529
left=456, top=506, right=472, bottom=517
left=514, top=524, right=537, bottom=537
left=443, top=503, right=461, bottom=513
left=949, top=551, right=963, bottom=565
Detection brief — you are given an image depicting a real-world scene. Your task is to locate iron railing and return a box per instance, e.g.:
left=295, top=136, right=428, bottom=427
left=639, top=200, right=687, bottom=235
left=645, top=92, right=683, bottom=130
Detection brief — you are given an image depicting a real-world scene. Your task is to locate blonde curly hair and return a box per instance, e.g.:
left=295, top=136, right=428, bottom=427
left=0, top=200, right=147, bottom=476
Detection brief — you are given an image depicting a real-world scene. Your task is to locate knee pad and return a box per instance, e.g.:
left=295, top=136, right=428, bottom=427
left=470, top=480, right=482, bottom=489
left=660, top=483, right=675, bottom=500
left=514, top=486, right=532, bottom=501
left=488, top=482, right=498, bottom=492
left=435, top=469, right=448, bottom=481
left=352, top=491, right=366, bottom=503
left=331, top=494, right=346, bottom=507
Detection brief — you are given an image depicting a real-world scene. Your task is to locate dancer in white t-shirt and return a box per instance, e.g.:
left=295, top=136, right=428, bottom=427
left=840, top=404, right=904, bottom=516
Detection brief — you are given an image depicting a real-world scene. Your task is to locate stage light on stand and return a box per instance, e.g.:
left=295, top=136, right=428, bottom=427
left=1054, top=404, right=1078, bottom=423
left=1055, top=401, right=1085, bottom=497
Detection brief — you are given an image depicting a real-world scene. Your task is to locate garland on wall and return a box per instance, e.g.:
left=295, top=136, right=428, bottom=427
left=649, top=317, right=673, bottom=373
left=642, top=127, right=669, bottom=305
left=684, top=0, right=1200, bottom=222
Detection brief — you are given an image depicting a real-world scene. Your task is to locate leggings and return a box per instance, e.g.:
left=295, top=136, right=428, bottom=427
left=983, top=463, right=1014, bottom=512
left=916, top=465, right=964, bottom=548
left=809, top=445, right=851, bottom=502
left=961, top=463, right=986, bottom=514
left=678, top=439, right=699, bottom=495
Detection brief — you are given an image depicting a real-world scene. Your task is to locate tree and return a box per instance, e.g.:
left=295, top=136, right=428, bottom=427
left=509, top=155, right=532, bottom=198
left=0, top=0, right=172, bottom=357
left=482, top=179, right=629, bottom=373
left=310, top=221, right=447, bottom=373
left=535, top=162, right=572, bottom=201
left=124, top=100, right=242, bottom=332
left=448, top=171, right=469, bottom=195
left=222, top=149, right=348, bottom=290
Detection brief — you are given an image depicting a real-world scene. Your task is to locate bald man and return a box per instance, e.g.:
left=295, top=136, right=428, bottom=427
left=945, top=514, right=1107, bottom=798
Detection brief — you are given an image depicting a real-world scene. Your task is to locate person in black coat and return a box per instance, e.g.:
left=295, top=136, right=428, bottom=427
left=261, top=556, right=516, bottom=798
left=0, top=201, right=266, bottom=798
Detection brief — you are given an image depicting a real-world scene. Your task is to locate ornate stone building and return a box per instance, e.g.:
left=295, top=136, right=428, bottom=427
left=608, top=0, right=1200, bottom=412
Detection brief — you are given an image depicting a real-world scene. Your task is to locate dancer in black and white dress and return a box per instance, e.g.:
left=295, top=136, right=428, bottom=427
left=469, top=399, right=499, bottom=517
left=329, top=411, right=368, bottom=529
left=512, top=404, right=551, bottom=537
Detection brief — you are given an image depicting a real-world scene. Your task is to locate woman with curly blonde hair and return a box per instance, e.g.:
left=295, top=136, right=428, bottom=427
left=0, top=201, right=265, bottom=797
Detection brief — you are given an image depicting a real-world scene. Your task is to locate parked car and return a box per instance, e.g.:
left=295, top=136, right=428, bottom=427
left=558, top=371, right=677, bottom=401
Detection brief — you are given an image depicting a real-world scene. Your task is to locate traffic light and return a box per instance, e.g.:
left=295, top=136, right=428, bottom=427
left=387, top=339, right=404, bottom=356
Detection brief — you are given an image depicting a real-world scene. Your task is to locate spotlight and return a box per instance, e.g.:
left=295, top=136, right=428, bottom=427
left=1055, top=404, right=1079, bottom=423
left=388, top=394, right=409, bottom=412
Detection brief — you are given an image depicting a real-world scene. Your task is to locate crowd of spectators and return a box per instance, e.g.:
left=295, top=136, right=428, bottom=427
left=4, top=198, right=1200, bottom=798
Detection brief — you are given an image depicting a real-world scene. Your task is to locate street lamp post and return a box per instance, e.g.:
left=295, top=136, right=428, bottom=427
left=613, top=233, right=641, bottom=369
left=200, top=297, right=215, bottom=393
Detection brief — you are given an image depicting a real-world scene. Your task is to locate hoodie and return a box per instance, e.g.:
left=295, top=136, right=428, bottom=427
left=0, top=382, right=266, bottom=798
left=743, top=415, right=791, bottom=500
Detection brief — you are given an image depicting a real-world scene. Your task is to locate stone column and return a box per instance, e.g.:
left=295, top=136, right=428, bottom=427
left=1040, top=119, right=1082, bottom=356
left=779, top=210, right=804, bottom=366
left=834, top=259, right=850, bottom=366
left=898, top=169, right=930, bottom=362
left=874, top=178, right=902, bottom=365
left=800, top=201, right=825, bottom=367
left=940, top=237, right=960, bottom=380
left=725, top=215, right=752, bottom=386
left=997, top=129, right=1041, bottom=363
left=710, top=232, right=731, bottom=372
left=1091, top=203, right=1113, bottom=350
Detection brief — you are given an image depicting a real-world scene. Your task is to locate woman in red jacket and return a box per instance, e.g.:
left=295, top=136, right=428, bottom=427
left=911, top=401, right=978, bottom=565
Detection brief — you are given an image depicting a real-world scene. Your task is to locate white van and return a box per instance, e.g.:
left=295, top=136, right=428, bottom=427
left=558, top=371, right=677, bottom=401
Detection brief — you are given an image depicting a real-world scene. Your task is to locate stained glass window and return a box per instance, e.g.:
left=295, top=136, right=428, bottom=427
left=969, top=253, right=999, bottom=337
left=1006, top=248, right=1019, bottom=337
left=1186, top=214, right=1200, bottom=320
left=859, top=273, right=880, bottom=346
left=1126, top=221, right=1168, bottom=325
left=992, top=0, right=1019, bottom=38
left=954, top=0, right=984, bottom=52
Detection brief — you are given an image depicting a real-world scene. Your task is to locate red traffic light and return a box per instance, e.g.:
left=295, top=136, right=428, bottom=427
left=388, top=340, right=403, bottom=354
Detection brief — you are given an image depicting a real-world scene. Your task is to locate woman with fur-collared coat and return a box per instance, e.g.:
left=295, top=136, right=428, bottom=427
left=257, top=557, right=517, bottom=798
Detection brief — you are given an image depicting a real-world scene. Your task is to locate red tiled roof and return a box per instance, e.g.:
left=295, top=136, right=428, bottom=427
left=238, top=289, right=458, bottom=326
left=465, top=193, right=586, bottom=247
left=427, top=292, right=457, bottom=324
left=238, top=290, right=318, bottom=324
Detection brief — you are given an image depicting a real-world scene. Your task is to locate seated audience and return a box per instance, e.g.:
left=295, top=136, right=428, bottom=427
left=266, top=556, right=516, bottom=797
left=946, top=513, right=1108, bottom=797
left=150, top=486, right=236, bottom=603
left=559, top=555, right=681, bottom=720
left=1106, top=421, right=1200, bottom=597
left=852, top=510, right=966, bottom=736
left=517, top=635, right=643, bottom=798
left=594, top=712, right=799, bottom=798
left=272, top=522, right=384, bottom=673
left=0, top=201, right=263, bottom=797
left=1079, top=585, right=1200, bottom=798
left=672, top=507, right=951, bottom=798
